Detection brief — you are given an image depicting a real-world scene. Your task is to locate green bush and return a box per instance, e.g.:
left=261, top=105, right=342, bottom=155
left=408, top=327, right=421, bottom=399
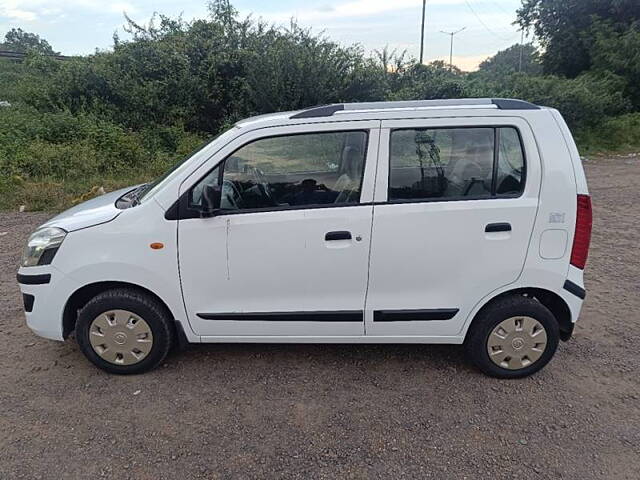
left=0, top=107, right=204, bottom=180
left=469, top=71, right=631, bottom=130
left=575, top=113, right=640, bottom=154
left=386, top=62, right=470, bottom=101
left=21, top=9, right=385, bottom=135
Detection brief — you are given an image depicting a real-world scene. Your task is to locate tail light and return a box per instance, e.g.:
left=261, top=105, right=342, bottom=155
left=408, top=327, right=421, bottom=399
left=570, top=195, right=592, bottom=269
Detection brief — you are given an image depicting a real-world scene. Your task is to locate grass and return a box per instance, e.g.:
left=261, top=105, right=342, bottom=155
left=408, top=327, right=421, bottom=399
left=575, top=113, right=640, bottom=156
left=0, top=108, right=206, bottom=212
left=0, top=172, right=155, bottom=212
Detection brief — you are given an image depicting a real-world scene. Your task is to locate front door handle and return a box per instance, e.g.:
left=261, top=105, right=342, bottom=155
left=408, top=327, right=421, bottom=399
left=485, top=222, right=512, bottom=233
left=325, top=231, right=352, bottom=241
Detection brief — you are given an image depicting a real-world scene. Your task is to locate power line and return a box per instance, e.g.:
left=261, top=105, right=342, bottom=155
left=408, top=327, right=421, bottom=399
left=463, top=0, right=511, bottom=41
left=482, top=0, right=511, bottom=15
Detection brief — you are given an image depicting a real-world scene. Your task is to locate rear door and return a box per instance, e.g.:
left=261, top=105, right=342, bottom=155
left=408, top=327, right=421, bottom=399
left=365, top=117, right=541, bottom=337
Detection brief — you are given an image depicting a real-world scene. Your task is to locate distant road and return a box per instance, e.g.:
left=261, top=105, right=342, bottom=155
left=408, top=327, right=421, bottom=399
left=0, top=50, right=71, bottom=61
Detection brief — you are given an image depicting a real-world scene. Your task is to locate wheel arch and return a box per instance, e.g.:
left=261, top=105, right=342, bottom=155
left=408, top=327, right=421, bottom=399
left=62, top=281, right=183, bottom=341
left=465, top=287, right=573, bottom=342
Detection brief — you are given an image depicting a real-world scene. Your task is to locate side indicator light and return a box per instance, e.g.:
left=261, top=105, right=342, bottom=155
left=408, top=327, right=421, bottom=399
left=150, top=242, right=164, bottom=250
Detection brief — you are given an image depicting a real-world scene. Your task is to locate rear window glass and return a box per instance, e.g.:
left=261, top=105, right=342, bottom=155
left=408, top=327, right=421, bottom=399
left=496, top=127, right=525, bottom=195
left=389, top=127, right=525, bottom=201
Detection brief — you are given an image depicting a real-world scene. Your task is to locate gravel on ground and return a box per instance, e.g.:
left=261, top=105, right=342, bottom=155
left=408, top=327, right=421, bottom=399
left=0, top=156, right=639, bottom=479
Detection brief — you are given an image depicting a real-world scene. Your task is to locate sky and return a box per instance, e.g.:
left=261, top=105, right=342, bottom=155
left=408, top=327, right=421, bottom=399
left=0, top=0, right=528, bottom=71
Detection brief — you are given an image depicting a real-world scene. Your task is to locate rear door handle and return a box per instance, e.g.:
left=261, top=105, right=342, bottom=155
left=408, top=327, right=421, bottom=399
left=485, top=222, right=512, bottom=232
left=325, top=231, right=352, bottom=241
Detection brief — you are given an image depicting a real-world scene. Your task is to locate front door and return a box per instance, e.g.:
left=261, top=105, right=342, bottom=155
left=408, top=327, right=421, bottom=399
left=178, top=122, right=380, bottom=337
left=365, top=117, right=541, bottom=337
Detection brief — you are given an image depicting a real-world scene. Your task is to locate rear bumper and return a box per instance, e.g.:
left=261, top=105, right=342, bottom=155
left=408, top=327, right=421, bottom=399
left=16, top=267, right=79, bottom=341
left=563, top=280, right=586, bottom=300
left=562, top=265, right=587, bottom=323
left=557, top=279, right=584, bottom=341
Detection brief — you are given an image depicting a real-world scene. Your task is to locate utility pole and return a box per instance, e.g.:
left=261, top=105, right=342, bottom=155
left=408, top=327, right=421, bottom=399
left=419, top=0, right=426, bottom=64
left=518, top=29, right=524, bottom=73
left=440, top=27, right=466, bottom=72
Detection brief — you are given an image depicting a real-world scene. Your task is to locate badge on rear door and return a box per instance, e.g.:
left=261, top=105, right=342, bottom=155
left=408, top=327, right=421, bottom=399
left=549, top=212, right=566, bottom=224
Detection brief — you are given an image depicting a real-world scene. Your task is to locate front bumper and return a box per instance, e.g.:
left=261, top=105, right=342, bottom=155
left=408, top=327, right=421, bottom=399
left=16, top=266, right=79, bottom=341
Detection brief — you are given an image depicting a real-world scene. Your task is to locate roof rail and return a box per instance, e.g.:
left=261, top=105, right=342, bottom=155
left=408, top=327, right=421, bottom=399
left=290, top=104, right=345, bottom=119
left=491, top=98, right=540, bottom=110
left=290, top=98, right=540, bottom=119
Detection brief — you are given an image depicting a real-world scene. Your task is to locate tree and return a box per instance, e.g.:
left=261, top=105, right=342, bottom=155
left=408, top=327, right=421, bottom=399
left=1, top=28, right=57, bottom=55
left=588, top=20, right=640, bottom=109
left=477, top=43, right=542, bottom=77
left=27, top=3, right=385, bottom=134
left=516, top=0, right=640, bottom=77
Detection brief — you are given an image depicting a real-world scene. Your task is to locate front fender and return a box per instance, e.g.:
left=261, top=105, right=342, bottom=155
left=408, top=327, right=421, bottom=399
left=50, top=200, right=198, bottom=341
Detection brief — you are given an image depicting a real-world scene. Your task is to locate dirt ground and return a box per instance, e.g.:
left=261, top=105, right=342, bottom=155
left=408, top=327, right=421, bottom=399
left=1, top=156, right=639, bottom=479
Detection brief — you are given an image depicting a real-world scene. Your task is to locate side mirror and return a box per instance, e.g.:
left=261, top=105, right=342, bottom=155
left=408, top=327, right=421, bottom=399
left=200, top=184, right=222, bottom=216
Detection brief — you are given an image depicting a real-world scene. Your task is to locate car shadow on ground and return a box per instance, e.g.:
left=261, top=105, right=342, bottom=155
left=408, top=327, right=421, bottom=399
left=173, top=341, right=474, bottom=374
left=45, top=334, right=472, bottom=376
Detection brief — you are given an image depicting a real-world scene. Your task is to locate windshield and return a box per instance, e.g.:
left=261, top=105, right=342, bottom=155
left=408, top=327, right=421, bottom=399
left=138, top=127, right=239, bottom=204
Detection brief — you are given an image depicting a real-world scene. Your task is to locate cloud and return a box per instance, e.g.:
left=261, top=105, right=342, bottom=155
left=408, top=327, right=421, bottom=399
left=0, top=1, right=37, bottom=21
left=315, top=4, right=335, bottom=13
left=108, top=2, right=137, bottom=14
left=0, top=0, right=137, bottom=23
left=258, top=0, right=467, bottom=23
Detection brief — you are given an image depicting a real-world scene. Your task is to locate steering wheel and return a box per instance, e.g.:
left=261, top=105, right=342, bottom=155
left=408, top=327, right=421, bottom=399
left=221, top=180, right=241, bottom=209
left=252, top=167, right=276, bottom=205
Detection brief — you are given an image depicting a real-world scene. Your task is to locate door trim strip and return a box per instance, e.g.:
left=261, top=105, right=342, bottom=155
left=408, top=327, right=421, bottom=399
left=373, top=309, right=459, bottom=322
left=197, top=311, right=364, bottom=322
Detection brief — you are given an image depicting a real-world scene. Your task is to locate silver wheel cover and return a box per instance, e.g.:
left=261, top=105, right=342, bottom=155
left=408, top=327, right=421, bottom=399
left=89, top=310, right=153, bottom=366
left=487, top=316, right=547, bottom=370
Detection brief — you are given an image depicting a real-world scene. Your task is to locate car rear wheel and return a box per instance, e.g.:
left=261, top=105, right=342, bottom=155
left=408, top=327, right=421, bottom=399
left=76, top=288, right=174, bottom=374
left=464, top=295, right=560, bottom=378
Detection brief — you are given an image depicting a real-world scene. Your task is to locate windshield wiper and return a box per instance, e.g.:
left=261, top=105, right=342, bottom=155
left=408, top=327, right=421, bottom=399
left=130, top=183, right=149, bottom=206
left=116, top=184, right=148, bottom=209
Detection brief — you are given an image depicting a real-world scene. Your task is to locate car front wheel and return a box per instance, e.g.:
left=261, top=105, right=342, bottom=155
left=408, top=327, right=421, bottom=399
left=75, top=288, right=174, bottom=374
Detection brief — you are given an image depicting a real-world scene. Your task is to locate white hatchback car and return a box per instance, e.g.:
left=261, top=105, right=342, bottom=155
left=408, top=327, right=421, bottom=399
left=17, top=99, right=592, bottom=377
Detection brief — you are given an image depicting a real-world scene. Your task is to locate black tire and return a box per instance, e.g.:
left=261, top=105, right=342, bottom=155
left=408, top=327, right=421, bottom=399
left=464, top=295, right=560, bottom=379
left=76, top=288, right=174, bottom=374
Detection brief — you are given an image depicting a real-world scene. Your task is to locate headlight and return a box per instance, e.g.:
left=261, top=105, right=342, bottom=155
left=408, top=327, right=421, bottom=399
left=21, top=227, right=67, bottom=267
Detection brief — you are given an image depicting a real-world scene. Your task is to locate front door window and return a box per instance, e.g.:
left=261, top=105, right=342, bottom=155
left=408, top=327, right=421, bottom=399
left=190, top=131, right=368, bottom=212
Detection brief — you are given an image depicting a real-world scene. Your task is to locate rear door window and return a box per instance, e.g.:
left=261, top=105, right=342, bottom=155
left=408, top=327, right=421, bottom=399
left=496, top=127, right=525, bottom=195
left=389, top=127, right=525, bottom=201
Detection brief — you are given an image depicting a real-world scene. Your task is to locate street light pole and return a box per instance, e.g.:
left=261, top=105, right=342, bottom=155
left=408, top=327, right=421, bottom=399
left=440, top=26, right=466, bottom=71
left=419, top=0, right=426, bottom=64
left=518, top=29, right=524, bottom=72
